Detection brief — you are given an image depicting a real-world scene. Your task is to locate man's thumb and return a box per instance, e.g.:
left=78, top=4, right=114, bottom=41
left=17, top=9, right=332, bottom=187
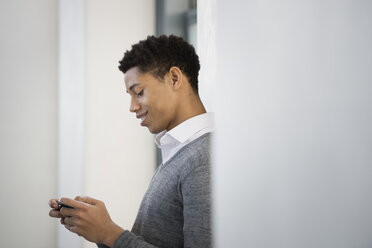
left=76, top=195, right=99, bottom=205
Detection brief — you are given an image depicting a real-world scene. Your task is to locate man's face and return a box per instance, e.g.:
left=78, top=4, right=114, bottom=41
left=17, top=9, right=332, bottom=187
left=124, top=67, right=178, bottom=134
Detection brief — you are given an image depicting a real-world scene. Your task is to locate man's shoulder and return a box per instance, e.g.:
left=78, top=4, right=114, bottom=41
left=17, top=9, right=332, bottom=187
left=171, top=133, right=212, bottom=177
left=178, top=132, right=211, bottom=158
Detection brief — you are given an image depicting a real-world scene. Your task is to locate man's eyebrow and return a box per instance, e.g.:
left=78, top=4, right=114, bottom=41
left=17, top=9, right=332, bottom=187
left=127, top=83, right=139, bottom=93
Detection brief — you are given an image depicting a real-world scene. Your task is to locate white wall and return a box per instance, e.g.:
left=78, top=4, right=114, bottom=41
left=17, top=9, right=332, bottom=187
left=0, top=0, right=58, bottom=247
left=198, top=0, right=216, bottom=112
left=84, top=1, right=156, bottom=247
left=199, top=0, right=372, bottom=247
left=58, top=1, right=85, bottom=247
left=0, top=1, right=155, bottom=247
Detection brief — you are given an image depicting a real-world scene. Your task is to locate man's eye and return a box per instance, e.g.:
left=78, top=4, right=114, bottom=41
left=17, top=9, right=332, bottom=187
left=136, top=90, right=144, bottom=97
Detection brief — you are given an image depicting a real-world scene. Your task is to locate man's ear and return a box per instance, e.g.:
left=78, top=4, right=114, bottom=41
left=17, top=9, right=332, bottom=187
left=169, top=66, right=183, bottom=90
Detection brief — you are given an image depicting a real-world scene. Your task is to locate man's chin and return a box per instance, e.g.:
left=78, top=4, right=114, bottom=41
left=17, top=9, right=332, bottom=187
left=148, top=129, right=157, bottom=134
left=146, top=125, right=157, bottom=134
left=146, top=125, right=165, bottom=134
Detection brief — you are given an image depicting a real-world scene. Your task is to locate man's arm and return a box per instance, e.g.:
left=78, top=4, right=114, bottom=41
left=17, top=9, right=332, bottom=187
left=182, top=164, right=212, bottom=248
left=99, top=231, right=158, bottom=248
left=96, top=164, right=211, bottom=248
left=50, top=162, right=211, bottom=248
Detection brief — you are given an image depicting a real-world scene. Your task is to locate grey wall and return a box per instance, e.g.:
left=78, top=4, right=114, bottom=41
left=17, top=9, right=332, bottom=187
left=0, top=0, right=58, bottom=247
left=200, top=0, right=372, bottom=247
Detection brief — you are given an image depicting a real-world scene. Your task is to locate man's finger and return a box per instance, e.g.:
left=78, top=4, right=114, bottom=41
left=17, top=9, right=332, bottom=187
left=74, top=196, right=82, bottom=201
left=49, top=209, right=62, bottom=218
left=64, top=216, right=79, bottom=226
left=69, top=225, right=78, bottom=234
left=59, top=206, right=77, bottom=217
left=78, top=196, right=99, bottom=205
left=59, top=197, right=86, bottom=209
left=64, top=224, right=71, bottom=232
left=60, top=217, right=66, bottom=225
left=48, top=199, right=60, bottom=209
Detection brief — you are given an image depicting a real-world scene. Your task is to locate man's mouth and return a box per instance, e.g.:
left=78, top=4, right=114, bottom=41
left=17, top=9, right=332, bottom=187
left=136, top=112, right=148, bottom=126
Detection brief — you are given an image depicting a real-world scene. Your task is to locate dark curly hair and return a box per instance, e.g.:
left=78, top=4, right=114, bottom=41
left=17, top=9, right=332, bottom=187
left=118, top=35, right=200, bottom=93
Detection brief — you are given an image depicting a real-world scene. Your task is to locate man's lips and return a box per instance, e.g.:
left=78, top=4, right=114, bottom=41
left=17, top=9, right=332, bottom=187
left=136, top=112, right=148, bottom=125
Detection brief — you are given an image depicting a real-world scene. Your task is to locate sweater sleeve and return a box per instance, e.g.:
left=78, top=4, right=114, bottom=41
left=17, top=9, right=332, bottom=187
left=114, top=231, right=158, bottom=248
left=182, top=164, right=211, bottom=248
left=96, top=231, right=158, bottom=248
left=97, top=243, right=109, bottom=248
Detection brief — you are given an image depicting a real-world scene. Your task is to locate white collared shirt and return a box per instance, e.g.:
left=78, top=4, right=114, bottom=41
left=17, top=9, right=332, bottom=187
left=155, top=112, right=214, bottom=164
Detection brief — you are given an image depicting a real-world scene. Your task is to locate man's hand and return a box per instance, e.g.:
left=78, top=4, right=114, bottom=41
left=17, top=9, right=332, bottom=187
left=49, top=198, right=63, bottom=218
left=49, top=196, right=124, bottom=247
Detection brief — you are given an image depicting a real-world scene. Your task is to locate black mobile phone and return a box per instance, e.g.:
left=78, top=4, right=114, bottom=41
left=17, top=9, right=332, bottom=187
left=57, top=200, right=74, bottom=209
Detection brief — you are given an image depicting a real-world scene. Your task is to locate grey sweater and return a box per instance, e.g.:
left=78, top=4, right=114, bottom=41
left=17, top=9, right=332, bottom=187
left=98, top=133, right=211, bottom=248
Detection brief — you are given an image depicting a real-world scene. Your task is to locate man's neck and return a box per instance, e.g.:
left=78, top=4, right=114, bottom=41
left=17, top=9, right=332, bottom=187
left=167, top=95, right=206, bottom=132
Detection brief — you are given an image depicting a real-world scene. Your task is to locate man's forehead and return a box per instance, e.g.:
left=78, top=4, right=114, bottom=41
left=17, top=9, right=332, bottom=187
left=124, top=67, right=141, bottom=91
left=126, top=83, right=140, bottom=93
left=124, top=77, right=139, bottom=92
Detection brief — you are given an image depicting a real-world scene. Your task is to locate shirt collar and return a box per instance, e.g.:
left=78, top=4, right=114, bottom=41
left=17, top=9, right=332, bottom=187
left=155, top=112, right=214, bottom=148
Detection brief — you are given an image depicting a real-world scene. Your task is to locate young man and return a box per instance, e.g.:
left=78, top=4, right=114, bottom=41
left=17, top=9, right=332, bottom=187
left=49, top=35, right=213, bottom=248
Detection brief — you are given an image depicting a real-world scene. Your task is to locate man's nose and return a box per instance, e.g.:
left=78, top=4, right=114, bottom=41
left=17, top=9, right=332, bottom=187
left=129, top=98, right=140, bottom=113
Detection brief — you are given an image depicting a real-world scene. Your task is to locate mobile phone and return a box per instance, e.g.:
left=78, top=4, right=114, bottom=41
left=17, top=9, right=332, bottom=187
left=57, top=200, right=74, bottom=209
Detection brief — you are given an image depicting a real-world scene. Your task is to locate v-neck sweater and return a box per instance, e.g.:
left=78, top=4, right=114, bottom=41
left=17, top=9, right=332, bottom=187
left=100, top=132, right=212, bottom=248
